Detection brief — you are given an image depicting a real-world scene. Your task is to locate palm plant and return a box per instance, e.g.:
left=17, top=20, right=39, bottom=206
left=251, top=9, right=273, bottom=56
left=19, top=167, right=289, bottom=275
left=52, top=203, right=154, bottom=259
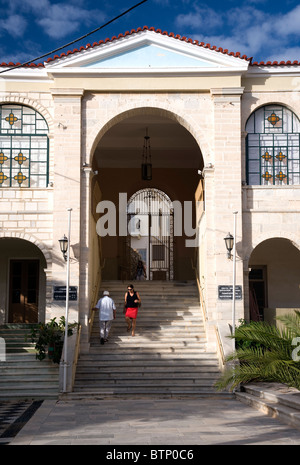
left=215, top=311, right=300, bottom=392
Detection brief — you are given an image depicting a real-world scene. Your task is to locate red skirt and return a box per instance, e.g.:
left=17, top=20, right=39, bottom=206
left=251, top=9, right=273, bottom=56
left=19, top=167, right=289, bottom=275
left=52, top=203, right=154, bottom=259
left=125, top=307, right=138, bottom=319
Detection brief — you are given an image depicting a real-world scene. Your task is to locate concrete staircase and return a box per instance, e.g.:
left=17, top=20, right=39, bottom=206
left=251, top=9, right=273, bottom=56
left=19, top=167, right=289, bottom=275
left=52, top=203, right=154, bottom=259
left=0, top=324, right=59, bottom=400
left=71, top=280, right=224, bottom=398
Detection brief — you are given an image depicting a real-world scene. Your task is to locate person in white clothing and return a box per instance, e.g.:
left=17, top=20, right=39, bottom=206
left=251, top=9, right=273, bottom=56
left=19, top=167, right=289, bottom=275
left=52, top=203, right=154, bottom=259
left=93, top=290, right=116, bottom=345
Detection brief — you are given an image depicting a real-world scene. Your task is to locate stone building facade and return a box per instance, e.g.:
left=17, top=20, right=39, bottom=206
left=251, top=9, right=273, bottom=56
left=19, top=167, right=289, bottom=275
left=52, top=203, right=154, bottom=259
left=0, top=27, right=299, bottom=351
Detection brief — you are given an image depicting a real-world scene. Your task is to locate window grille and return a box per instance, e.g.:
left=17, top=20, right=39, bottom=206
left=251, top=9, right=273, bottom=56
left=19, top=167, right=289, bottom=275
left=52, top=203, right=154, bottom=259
left=0, top=105, right=49, bottom=188
left=246, top=105, right=300, bottom=185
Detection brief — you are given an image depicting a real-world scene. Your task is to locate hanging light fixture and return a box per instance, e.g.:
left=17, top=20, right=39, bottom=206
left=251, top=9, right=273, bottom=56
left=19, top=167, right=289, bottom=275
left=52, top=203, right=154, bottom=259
left=141, top=127, right=152, bottom=181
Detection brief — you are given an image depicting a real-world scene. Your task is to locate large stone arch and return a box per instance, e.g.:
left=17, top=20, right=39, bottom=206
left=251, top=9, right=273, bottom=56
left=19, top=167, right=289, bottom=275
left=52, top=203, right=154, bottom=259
left=87, top=104, right=210, bottom=167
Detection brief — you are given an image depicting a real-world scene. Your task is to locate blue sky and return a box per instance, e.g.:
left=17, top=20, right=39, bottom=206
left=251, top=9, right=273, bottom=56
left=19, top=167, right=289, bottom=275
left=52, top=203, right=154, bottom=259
left=1, top=0, right=300, bottom=64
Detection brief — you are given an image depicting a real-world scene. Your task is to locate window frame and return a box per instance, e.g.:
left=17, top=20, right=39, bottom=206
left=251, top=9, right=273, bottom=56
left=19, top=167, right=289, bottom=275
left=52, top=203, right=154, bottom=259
left=0, top=104, right=49, bottom=188
left=246, top=105, right=300, bottom=186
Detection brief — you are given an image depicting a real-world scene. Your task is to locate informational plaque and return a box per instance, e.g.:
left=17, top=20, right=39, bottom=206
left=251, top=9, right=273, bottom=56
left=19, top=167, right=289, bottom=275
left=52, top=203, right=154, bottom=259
left=218, top=285, right=242, bottom=300
left=53, top=286, right=78, bottom=301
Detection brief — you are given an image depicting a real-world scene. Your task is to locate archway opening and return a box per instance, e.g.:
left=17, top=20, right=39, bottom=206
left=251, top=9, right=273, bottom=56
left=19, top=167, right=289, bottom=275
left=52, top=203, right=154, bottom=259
left=0, top=238, right=47, bottom=324
left=249, top=238, right=300, bottom=323
left=91, top=110, right=204, bottom=281
left=127, top=187, right=174, bottom=281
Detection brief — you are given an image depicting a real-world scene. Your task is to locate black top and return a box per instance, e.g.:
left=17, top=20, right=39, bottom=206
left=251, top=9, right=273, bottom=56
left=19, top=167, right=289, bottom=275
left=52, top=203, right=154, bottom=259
left=126, top=291, right=138, bottom=308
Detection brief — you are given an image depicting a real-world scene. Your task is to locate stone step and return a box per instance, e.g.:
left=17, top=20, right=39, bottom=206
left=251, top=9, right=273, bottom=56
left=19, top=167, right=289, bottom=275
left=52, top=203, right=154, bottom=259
left=78, top=349, right=217, bottom=358
left=75, top=373, right=220, bottom=382
left=76, top=365, right=220, bottom=374
left=91, top=322, right=206, bottom=338
left=0, top=388, right=59, bottom=401
left=90, top=335, right=206, bottom=343
left=67, top=387, right=220, bottom=397
left=59, top=388, right=233, bottom=402
left=90, top=343, right=207, bottom=350
left=75, top=375, right=217, bottom=389
left=0, top=325, right=60, bottom=400
left=236, top=383, right=300, bottom=430
left=89, top=338, right=206, bottom=345
left=86, top=350, right=209, bottom=358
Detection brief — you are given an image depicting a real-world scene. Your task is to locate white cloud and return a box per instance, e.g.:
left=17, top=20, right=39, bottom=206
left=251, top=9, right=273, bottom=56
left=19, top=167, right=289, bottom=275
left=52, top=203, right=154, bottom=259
left=267, top=46, right=300, bottom=63
left=176, top=5, right=222, bottom=31
left=175, top=3, right=300, bottom=61
left=37, top=4, right=105, bottom=39
left=0, top=14, right=27, bottom=38
left=0, top=0, right=107, bottom=40
left=273, top=4, right=300, bottom=37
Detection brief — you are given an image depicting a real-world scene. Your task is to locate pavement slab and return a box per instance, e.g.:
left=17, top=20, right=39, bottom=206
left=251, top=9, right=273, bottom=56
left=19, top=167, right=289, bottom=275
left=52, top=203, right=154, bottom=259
left=7, top=396, right=300, bottom=446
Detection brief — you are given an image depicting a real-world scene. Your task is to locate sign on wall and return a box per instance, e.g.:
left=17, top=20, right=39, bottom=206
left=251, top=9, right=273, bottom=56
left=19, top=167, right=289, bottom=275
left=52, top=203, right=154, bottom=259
left=218, top=285, right=242, bottom=300
left=53, top=286, right=78, bottom=301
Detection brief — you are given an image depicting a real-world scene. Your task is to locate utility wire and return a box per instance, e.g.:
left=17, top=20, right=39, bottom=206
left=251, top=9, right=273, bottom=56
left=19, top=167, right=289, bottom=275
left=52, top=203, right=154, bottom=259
left=0, top=0, right=148, bottom=75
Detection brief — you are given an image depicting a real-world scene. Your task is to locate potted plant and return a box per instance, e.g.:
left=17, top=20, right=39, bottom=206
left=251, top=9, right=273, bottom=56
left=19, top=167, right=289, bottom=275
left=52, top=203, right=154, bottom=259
left=29, top=317, right=77, bottom=364
left=215, top=311, right=300, bottom=392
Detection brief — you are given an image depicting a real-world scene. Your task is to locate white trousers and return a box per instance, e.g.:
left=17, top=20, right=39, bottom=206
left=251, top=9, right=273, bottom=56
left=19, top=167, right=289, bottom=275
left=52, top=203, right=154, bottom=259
left=99, top=320, right=112, bottom=339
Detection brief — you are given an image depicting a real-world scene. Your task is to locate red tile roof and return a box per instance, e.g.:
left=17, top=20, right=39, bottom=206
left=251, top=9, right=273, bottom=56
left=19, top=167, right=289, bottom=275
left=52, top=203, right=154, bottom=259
left=0, top=27, right=299, bottom=68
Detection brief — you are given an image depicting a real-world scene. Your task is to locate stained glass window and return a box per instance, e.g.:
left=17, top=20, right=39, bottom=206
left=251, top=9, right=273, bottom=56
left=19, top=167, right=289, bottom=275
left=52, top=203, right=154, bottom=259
left=0, top=105, right=49, bottom=188
left=246, top=105, right=300, bottom=185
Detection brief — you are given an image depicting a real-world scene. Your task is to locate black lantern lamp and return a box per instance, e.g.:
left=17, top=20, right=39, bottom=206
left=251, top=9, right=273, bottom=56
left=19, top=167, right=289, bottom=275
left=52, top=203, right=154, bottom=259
left=224, top=232, right=234, bottom=259
left=59, top=234, right=68, bottom=261
left=141, top=127, right=152, bottom=181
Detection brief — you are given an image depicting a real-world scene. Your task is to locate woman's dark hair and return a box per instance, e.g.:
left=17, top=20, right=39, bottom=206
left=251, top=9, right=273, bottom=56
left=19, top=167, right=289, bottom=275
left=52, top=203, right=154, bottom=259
left=128, top=284, right=134, bottom=289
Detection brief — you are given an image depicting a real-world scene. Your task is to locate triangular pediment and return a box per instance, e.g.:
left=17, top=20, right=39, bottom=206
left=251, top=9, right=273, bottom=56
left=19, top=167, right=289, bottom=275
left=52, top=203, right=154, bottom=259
left=45, top=29, right=249, bottom=75
left=82, top=43, right=221, bottom=69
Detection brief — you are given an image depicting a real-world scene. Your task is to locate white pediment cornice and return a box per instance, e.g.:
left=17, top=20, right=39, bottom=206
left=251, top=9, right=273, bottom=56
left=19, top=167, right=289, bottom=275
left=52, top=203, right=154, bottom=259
left=45, top=29, right=249, bottom=77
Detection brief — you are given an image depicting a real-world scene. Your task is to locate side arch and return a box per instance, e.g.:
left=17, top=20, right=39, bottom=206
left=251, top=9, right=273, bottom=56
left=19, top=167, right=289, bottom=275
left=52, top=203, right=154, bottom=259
left=244, top=231, right=300, bottom=264
left=0, top=231, right=51, bottom=268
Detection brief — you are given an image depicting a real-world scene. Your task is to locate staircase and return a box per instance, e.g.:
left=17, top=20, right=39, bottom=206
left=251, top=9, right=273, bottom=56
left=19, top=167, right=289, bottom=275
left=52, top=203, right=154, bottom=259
left=71, top=280, right=223, bottom=398
left=0, top=324, right=59, bottom=400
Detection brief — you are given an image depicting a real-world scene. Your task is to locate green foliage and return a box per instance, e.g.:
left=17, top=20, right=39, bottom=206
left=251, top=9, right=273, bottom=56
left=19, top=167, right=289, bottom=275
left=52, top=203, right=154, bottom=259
left=215, top=311, right=300, bottom=392
left=29, top=317, right=77, bottom=364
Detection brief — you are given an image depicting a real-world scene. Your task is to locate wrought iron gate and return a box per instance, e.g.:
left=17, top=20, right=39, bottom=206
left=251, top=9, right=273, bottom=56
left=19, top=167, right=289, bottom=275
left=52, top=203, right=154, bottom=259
left=127, top=188, right=174, bottom=280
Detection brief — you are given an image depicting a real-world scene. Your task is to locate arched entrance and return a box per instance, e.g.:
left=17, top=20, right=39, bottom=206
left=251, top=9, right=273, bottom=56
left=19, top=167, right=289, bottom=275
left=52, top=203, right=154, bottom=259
left=0, top=238, right=47, bottom=324
left=90, top=110, right=204, bottom=282
left=127, top=188, right=174, bottom=280
left=248, top=237, right=300, bottom=323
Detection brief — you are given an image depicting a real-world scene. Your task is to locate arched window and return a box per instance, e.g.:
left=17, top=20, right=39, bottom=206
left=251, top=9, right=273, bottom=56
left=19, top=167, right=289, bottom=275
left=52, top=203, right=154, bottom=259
left=246, top=105, right=300, bottom=185
left=0, top=105, right=49, bottom=188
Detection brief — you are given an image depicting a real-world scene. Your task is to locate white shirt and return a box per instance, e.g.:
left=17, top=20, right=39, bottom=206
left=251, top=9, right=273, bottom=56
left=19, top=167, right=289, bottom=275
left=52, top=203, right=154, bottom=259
left=96, top=296, right=116, bottom=321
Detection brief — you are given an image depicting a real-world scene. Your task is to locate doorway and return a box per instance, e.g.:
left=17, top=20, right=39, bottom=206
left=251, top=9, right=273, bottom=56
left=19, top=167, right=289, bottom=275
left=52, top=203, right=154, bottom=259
left=9, top=259, right=39, bottom=323
left=127, top=188, right=174, bottom=280
left=249, top=266, right=267, bottom=321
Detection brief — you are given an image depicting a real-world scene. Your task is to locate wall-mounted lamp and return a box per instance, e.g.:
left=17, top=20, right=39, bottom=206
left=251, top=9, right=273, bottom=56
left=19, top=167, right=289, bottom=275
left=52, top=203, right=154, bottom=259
left=224, top=232, right=234, bottom=259
left=59, top=234, right=68, bottom=261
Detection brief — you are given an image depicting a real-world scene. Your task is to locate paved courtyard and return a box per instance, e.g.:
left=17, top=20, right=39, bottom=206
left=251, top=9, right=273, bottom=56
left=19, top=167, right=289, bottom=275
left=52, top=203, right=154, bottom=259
left=7, top=396, right=300, bottom=446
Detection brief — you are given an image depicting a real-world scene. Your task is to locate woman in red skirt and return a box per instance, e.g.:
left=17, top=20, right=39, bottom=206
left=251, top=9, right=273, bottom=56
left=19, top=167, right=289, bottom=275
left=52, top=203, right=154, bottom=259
left=124, top=284, right=141, bottom=336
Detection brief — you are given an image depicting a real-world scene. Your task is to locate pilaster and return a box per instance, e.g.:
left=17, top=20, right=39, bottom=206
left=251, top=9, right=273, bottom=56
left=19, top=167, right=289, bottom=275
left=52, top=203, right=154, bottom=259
left=50, top=88, right=84, bottom=324
left=205, top=87, right=245, bottom=329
